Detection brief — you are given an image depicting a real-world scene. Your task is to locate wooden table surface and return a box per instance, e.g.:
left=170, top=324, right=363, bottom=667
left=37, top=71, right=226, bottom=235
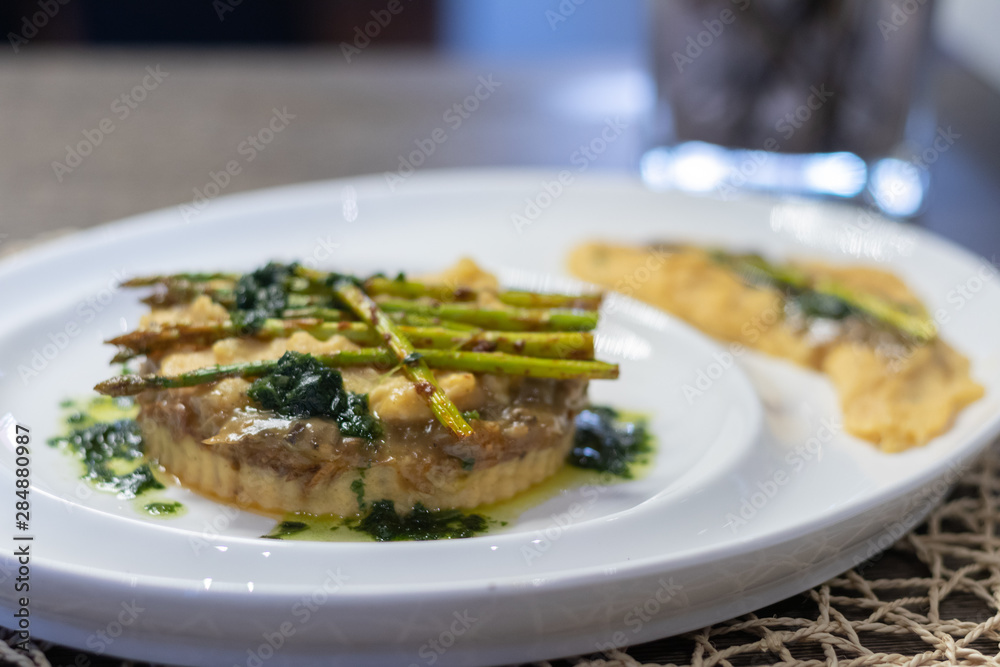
left=2, top=47, right=999, bottom=667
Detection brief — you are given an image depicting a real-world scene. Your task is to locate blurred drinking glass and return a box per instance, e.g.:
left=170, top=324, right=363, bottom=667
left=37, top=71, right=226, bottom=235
left=642, top=0, right=936, bottom=217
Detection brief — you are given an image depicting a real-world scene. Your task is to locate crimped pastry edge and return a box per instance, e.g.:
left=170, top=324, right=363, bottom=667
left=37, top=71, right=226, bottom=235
left=143, top=421, right=574, bottom=516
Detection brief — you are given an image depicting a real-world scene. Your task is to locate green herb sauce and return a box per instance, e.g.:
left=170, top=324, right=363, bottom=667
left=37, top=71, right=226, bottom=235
left=710, top=251, right=858, bottom=323
left=230, top=261, right=298, bottom=334
left=260, top=406, right=653, bottom=542
left=354, top=501, right=489, bottom=542
left=350, top=470, right=366, bottom=510
left=792, top=290, right=853, bottom=320
left=568, top=407, right=652, bottom=478
left=262, top=520, right=310, bottom=539
left=323, top=271, right=365, bottom=289
left=260, top=502, right=490, bottom=542
left=49, top=418, right=163, bottom=498
left=144, top=501, right=184, bottom=516
left=247, top=351, right=382, bottom=441
left=51, top=396, right=184, bottom=513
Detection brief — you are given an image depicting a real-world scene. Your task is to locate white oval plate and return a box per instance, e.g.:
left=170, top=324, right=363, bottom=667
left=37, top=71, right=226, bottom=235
left=1, top=171, right=999, bottom=667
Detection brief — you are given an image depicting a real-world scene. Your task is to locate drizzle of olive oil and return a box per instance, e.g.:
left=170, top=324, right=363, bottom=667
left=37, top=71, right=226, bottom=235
left=262, top=514, right=367, bottom=542
left=262, top=408, right=655, bottom=542
left=51, top=395, right=185, bottom=516
left=142, top=501, right=186, bottom=517
left=60, top=395, right=139, bottom=427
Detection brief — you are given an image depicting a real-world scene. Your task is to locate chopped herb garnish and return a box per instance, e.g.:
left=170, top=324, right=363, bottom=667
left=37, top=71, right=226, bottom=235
left=568, top=407, right=651, bottom=478
left=262, top=520, right=310, bottom=539
left=247, top=351, right=382, bottom=441
left=791, top=290, right=853, bottom=320
left=144, top=501, right=183, bottom=516
left=709, top=249, right=936, bottom=342
left=353, top=500, right=488, bottom=541
left=48, top=419, right=164, bottom=498
left=350, top=471, right=366, bottom=510
left=324, top=271, right=364, bottom=289
left=231, top=262, right=298, bottom=334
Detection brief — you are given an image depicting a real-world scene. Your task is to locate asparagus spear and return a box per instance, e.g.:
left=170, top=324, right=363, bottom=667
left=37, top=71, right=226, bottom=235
left=369, top=300, right=598, bottom=332
left=124, top=270, right=604, bottom=313
left=363, top=276, right=603, bottom=310
left=281, top=303, right=598, bottom=332
left=121, top=273, right=240, bottom=287
left=711, top=250, right=937, bottom=342
left=385, top=313, right=478, bottom=331
left=332, top=280, right=473, bottom=439
left=492, top=289, right=602, bottom=310
left=814, top=278, right=937, bottom=343
left=282, top=307, right=501, bottom=331
left=141, top=281, right=335, bottom=309
left=140, top=279, right=236, bottom=308
left=95, top=349, right=619, bottom=397
left=108, top=320, right=595, bottom=360
left=111, top=266, right=620, bottom=442
left=402, top=327, right=594, bottom=359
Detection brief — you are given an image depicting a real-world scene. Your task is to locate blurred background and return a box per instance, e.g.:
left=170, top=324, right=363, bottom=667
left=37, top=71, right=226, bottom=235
left=1, top=0, right=998, bottom=256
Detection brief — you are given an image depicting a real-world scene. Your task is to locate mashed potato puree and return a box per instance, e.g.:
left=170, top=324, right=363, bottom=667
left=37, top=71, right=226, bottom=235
left=568, top=242, right=983, bottom=452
